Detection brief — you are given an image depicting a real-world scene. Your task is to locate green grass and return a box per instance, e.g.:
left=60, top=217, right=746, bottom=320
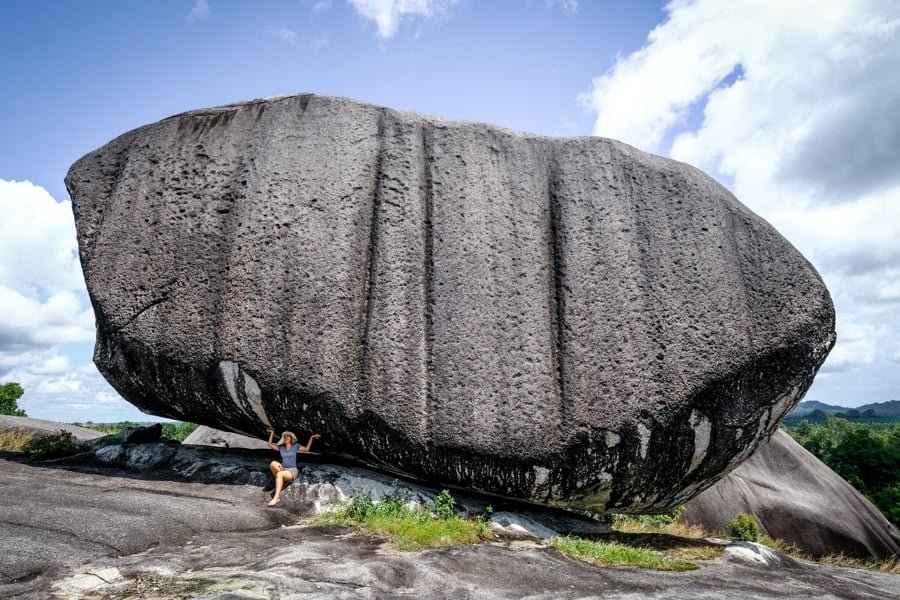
left=549, top=535, right=699, bottom=571
left=319, top=490, right=491, bottom=551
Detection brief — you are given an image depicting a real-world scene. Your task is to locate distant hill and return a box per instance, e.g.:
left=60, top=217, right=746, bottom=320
left=785, top=400, right=900, bottom=423
left=857, top=400, right=900, bottom=417
left=789, top=400, right=850, bottom=417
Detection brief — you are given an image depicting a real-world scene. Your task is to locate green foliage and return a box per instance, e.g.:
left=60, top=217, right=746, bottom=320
left=161, top=422, right=199, bottom=442
left=783, top=416, right=900, bottom=527
left=608, top=505, right=686, bottom=528
left=433, top=489, right=456, bottom=520
left=727, top=513, right=760, bottom=542
left=0, top=382, right=26, bottom=417
left=25, top=430, right=86, bottom=460
left=72, top=420, right=198, bottom=442
left=549, top=536, right=698, bottom=571
left=322, top=489, right=489, bottom=551
left=73, top=421, right=142, bottom=435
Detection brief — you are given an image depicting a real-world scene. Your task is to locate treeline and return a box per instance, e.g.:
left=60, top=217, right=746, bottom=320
left=782, top=408, right=900, bottom=426
left=782, top=416, right=900, bottom=527
left=73, top=421, right=199, bottom=442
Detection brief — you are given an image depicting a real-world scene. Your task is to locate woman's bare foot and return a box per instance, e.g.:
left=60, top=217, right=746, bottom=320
left=267, top=497, right=280, bottom=507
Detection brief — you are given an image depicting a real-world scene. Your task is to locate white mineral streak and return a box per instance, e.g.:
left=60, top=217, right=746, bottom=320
left=757, top=409, right=770, bottom=436
left=637, top=423, right=651, bottom=459
left=243, top=370, right=272, bottom=428
left=687, top=410, right=711, bottom=474
left=219, top=360, right=272, bottom=428
left=533, top=466, right=551, bottom=487
left=220, top=361, right=240, bottom=406
left=767, top=384, right=800, bottom=430
left=604, top=431, right=621, bottom=448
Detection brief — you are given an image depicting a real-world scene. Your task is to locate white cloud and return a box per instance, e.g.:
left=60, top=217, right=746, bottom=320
left=581, top=0, right=900, bottom=403
left=0, top=180, right=94, bottom=352
left=546, top=0, right=577, bottom=15
left=312, top=35, right=330, bottom=50
left=186, top=0, right=211, bottom=23
left=0, top=179, right=138, bottom=422
left=3, top=357, right=146, bottom=423
left=348, top=0, right=458, bottom=39
left=312, top=0, right=333, bottom=12
left=820, top=319, right=886, bottom=373
left=267, top=26, right=298, bottom=46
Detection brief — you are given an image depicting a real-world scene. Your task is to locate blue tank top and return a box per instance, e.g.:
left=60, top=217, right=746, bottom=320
left=280, top=443, right=299, bottom=468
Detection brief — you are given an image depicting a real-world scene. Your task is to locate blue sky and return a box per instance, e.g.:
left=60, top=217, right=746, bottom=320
left=2, top=0, right=899, bottom=422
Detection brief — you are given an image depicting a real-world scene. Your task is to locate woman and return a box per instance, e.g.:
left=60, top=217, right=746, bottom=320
left=265, top=429, right=321, bottom=506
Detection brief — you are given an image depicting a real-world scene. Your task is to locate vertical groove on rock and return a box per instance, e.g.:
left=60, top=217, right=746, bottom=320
left=89, top=146, right=133, bottom=265
left=546, top=145, right=570, bottom=428
left=360, top=109, right=387, bottom=414
left=212, top=180, right=244, bottom=356
left=723, top=202, right=756, bottom=353
left=421, top=123, right=436, bottom=442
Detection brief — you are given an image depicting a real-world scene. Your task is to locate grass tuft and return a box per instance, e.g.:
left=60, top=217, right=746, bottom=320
left=549, top=535, right=700, bottom=571
left=759, top=536, right=900, bottom=573
left=0, top=429, right=34, bottom=452
left=318, top=490, right=491, bottom=551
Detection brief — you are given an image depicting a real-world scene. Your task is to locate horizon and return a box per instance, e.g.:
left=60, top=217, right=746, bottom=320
left=2, top=0, right=899, bottom=422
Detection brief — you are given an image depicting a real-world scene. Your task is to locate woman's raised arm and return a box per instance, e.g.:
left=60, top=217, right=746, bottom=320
left=265, top=428, right=279, bottom=451
left=300, top=433, right=321, bottom=452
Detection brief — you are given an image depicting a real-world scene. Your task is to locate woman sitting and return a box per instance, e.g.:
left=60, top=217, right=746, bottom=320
left=265, top=429, right=320, bottom=506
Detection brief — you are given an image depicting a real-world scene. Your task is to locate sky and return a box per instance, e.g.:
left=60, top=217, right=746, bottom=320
left=1, top=0, right=898, bottom=422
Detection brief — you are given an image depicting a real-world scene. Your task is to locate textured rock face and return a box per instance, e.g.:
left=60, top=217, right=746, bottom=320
left=684, top=429, right=900, bottom=558
left=66, top=93, right=835, bottom=512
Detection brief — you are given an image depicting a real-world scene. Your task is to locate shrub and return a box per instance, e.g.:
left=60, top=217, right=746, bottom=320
left=25, top=430, right=86, bottom=460
left=727, top=512, right=760, bottom=542
left=433, top=489, right=456, bottom=520
left=345, top=492, right=375, bottom=521
left=161, top=422, right=199, bottom=442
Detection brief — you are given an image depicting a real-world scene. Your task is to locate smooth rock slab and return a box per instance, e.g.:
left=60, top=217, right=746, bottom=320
left=0, top=416, right=105, bottom=442
left=684, top=429, right=900, bottom=558
left=66, top=93, right=835, bottom=512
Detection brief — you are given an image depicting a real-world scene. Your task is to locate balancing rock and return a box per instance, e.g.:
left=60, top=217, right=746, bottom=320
left=66, top=94, right=835, bottom=512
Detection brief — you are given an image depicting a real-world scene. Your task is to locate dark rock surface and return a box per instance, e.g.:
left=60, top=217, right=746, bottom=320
left=0, top=416, right=104, bottom=442
left=67, top=93, right=835, bottom=512
left=3, top=457, right=898, bottom=599
left=684, top=429, right=900, bottom=559
left=55, top=438, right=611, bottom=538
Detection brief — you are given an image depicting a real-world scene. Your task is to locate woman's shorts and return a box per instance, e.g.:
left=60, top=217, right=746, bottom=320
left=287, top=467, right=299, bottom=479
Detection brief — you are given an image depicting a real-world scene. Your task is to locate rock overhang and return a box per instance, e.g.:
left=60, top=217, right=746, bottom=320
left=66, top=93, right=836, bottom=512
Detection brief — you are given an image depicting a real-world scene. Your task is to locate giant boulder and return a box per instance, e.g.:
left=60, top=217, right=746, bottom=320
left=66, top=94, right=835, bottom=512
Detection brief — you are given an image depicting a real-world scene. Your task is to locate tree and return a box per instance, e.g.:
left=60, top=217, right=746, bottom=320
left=0, top=382, right=26, bottom=417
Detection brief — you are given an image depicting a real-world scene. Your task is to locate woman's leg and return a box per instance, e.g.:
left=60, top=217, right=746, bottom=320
left=269, top=461, right=283, bottom=477
left=268, top=469, right=295, bottom=506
